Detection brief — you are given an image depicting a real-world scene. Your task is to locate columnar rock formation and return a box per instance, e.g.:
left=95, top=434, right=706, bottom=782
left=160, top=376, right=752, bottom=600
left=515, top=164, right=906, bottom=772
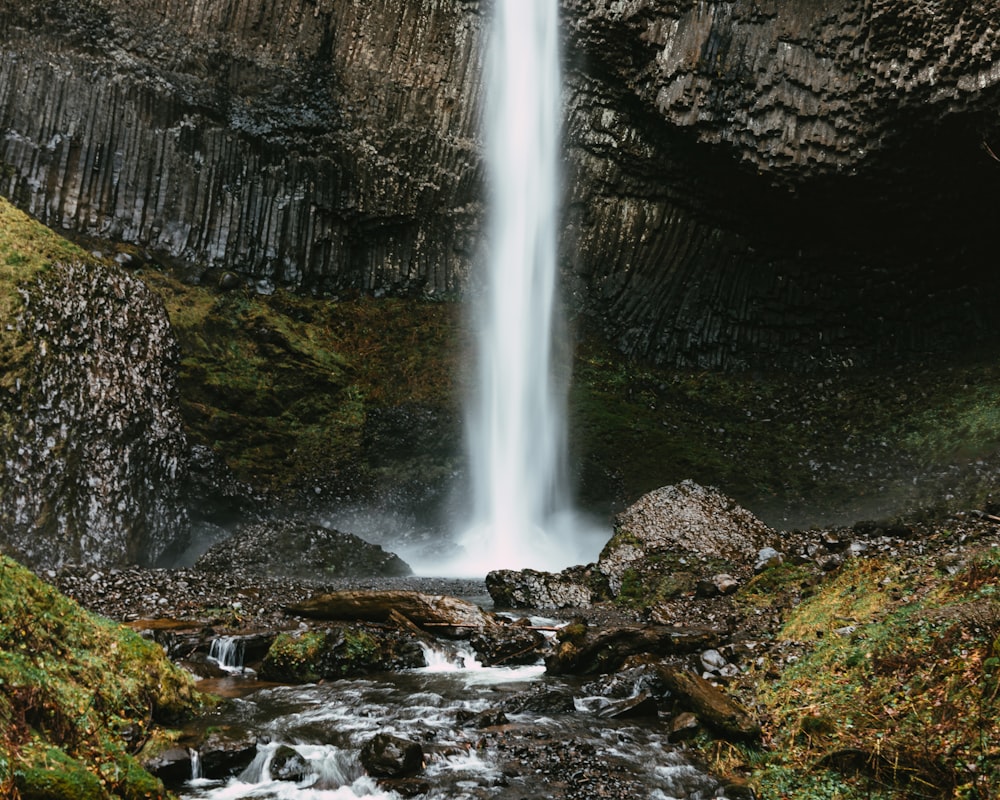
left=2, top=0, right=1000, bottom=366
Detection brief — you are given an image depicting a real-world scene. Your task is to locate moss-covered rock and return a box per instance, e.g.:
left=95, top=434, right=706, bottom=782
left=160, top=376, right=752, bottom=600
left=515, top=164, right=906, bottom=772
left=0, top=197, right=189, bottom=568
left=137, top=267, right=462, bottom=504
left=0, top=554, right=205, bottom=799
left=259, top=625, right=425, bottom=683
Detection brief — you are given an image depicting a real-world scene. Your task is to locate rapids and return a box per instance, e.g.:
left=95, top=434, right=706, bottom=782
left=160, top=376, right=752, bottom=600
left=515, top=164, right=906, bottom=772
left=179, top=642, right=726, bottom=800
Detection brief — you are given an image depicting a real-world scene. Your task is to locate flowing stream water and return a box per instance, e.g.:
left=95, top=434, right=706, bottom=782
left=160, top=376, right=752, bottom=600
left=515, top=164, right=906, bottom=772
left=178, top=640, right=726, bottom=800
left=439, top=0, right=604, bottom=576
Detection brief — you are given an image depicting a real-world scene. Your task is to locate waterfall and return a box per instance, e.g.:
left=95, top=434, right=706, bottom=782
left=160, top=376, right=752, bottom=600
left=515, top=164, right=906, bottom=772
left=438, top=0, right=603, bottom=576
left=207, top=636, right=248, bottom=674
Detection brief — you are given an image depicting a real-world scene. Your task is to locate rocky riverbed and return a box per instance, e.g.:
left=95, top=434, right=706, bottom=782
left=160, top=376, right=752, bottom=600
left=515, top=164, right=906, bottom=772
left=42, top=482, right=1000, bottom=799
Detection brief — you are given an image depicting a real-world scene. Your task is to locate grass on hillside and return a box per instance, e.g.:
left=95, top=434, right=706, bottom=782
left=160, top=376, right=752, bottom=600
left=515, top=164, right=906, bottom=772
left=0, top=555, right=205, bottom=799
left=707, top=544, right=1000, bottom=799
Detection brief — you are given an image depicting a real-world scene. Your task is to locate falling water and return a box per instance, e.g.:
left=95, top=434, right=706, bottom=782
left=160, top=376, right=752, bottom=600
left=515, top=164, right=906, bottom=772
left=439, top=0, right=603, bottom=576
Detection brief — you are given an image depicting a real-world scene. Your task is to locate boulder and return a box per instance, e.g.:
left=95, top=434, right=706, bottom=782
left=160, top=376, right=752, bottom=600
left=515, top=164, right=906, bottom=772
left=141, top=747, right=194, bottom=785
left=196, top=520, right=411, bottom=581
left=360, top=734, right=423, bottom=779
left=599, top=481, right=774, bottom=605
left=469, top=623, right=547, bottom=667
left=485, top=564, right=607, bottom=609
left=0, top=257, right=189, bottom=568
left=258, top=624, right=425, bottom=683
left=196, top=726, right=260, bottom=779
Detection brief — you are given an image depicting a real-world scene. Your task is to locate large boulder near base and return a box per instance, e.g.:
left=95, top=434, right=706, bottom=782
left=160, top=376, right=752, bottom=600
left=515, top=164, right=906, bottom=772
left=195, top=520, right=411, bottom=581
left=485, top=564, right=607, bottom=609
left=599, top=481, right=774, bottom=602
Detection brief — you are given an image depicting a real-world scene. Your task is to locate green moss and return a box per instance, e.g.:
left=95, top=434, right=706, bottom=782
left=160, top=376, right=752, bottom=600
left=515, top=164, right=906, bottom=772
left=260, top=631, right=327, bottom=683
left=0, top=555, right=203, bottom=799
left=717, top=550, right=1000, bottom=798
left=15, top=742, right=108, bottom=800
left=138, top=269, right=461, bottom=496
left=571, top=332, right=1000, bottom=522
left=615, top=565, right=691, bottom=608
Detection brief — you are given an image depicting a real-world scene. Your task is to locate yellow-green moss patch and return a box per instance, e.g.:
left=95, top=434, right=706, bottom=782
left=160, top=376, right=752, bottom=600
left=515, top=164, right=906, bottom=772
left=0, top=555, right=206, bottom=798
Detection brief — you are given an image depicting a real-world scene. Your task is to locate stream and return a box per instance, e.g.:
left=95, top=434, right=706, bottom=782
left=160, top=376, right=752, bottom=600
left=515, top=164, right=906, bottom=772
left=179, top=641, right=727, bottom=800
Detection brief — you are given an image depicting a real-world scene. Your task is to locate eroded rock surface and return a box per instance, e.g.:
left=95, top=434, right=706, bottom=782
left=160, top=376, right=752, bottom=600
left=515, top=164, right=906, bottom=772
left=0, top=260, right=188, bottom=567
left=195, top=520, right=412, bottom=581
left=599, top=480, right=775, bottom=596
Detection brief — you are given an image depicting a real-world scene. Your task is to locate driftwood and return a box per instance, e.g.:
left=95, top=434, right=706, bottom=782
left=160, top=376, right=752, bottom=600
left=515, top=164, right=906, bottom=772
left=545, top=625, right=718, bottom=676
left=657, top=665, right=761, bottom=741
left=285, top=590, right=493, bottom=634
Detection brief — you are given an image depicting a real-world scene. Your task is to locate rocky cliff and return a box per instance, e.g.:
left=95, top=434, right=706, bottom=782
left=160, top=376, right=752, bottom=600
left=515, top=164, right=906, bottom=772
left=0, top=201, right=188, bottom=568
left=2, top=0, right=999, bottom=367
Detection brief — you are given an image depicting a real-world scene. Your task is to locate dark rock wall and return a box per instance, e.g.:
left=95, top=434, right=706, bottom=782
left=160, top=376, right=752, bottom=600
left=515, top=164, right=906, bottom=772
left=0, top=261, right=189, bottom=568
left=2, top=0, right=1000, bottom=367
left=0, top=0, right=485, bottom=295
left=562, top=0, right=1000, bottom=367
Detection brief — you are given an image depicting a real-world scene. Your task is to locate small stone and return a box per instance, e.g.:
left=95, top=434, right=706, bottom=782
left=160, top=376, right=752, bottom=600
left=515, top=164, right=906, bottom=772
left=816, top=554, right=844, bottom=571
left=218, top=271, right=242, bottom=291
left=700, top=649, right=727, bottom=672
left=848, top=540, right=869, bottom=557
left=669, top=711, right=700, bottom=742
left=713, top=574, right=739, bottom=594
left=754, top=547, right=784, bottom=573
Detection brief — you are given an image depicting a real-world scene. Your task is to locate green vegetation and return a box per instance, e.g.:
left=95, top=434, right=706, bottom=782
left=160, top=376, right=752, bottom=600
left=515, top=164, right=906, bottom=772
left=259, top=631, right=327, bottom=683
left=137, top=269, right=461, bottom=496
left=572, top=333, right=1000, bottom=523
left=708, top=547, right=1000, bottom=799
left=0, top=555, right=205, bottom=799
left=260, top=627, right=389, bottom=683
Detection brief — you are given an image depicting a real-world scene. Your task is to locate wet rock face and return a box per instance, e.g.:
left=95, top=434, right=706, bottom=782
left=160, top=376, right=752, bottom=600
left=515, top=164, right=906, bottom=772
left=562, top=0, right=1000, bottom=368
left=3, top=0, right=1000, bottom=367
left=0, top=261, right=189, bottom=568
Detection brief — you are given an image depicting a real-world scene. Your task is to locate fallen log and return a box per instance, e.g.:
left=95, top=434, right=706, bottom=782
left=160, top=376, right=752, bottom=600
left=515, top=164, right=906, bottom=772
left=285, top=590, right=493, bottom=637
left=545, top=624, right=718, bottom=676
left=657, top=665, right=761, bottom=741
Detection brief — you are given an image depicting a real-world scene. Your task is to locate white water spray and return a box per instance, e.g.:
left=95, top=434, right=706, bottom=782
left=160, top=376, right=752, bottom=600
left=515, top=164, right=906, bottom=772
left=435, top=0, right=605, bottom=576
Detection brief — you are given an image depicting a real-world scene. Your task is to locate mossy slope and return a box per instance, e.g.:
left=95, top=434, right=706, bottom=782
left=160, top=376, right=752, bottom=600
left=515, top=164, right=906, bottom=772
left=0, top=555, right=204, bottom=799
left=716, top=541, right=1000, bottom=799
left=137, top=269, right=461, bottom=498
